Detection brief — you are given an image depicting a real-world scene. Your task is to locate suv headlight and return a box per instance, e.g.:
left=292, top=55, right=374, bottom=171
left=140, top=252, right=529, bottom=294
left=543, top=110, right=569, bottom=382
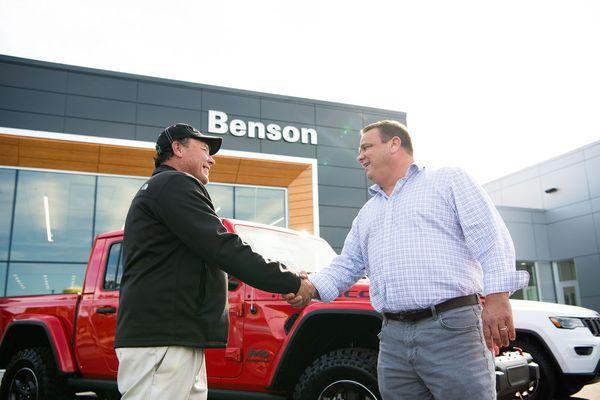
left=549, top=316, right=585, bottom=329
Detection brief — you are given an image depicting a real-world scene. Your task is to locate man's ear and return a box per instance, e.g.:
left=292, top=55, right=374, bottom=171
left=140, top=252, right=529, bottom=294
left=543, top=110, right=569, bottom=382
left=389, top=136, right=402, bottom=154
left=171, top=141, right=184, bottom=158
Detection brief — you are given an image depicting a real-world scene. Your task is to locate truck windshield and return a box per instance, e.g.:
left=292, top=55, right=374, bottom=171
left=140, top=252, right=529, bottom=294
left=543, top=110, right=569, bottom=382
left=235, top=224, right=337, bottom=274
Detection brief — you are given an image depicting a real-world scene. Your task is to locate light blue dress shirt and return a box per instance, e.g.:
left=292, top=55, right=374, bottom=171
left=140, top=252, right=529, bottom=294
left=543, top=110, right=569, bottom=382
left=311, top=163, right=529, bottom=313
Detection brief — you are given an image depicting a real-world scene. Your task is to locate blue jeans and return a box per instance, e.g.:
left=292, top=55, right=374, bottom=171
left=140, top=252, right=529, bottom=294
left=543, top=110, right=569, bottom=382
left=377, top=304, right=495, bottom=400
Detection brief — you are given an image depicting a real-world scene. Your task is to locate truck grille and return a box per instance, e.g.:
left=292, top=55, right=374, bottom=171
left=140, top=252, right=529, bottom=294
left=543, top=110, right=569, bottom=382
left=582, top=317, right=600, bottom=336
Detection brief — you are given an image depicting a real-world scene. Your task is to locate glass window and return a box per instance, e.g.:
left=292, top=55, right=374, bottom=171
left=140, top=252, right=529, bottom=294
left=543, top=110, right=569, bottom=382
left=0, top=263, right=7, bottom=296
left=558, top=260, right=577, bottom=281
left=235, top=224, right=336, bottom=274
left=0, top=166, right=291, bottom=297
left=10, top=170, right=95, bottom=263
left=563, top=286, right=578, bottom=306
left=235, top=187, right=286, bottom=227
left=207, top=184, right=234, bottom=218
left=6, top=262, right=86, bottom=296
left=95, top=176, right=146, bottom=236
left=0, top=169, right=16, bottom=261
left=104, top=242, right=123, bottom=290
left=554, top=259, right=580, bottom=306
left=512, top=261, right=539, bottom=301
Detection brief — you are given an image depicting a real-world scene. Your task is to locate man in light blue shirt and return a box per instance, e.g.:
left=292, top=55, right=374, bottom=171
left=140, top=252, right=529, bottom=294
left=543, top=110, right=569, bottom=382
left=287, top=120, right=529, bottom=399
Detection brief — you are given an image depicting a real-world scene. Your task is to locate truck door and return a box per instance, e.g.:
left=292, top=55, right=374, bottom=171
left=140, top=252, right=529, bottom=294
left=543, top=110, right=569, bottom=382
left=76, top=236, right=245, bottom=380
left=75, top=237, right=122, bottom=379
left=205, top=276, right=245, bottom=378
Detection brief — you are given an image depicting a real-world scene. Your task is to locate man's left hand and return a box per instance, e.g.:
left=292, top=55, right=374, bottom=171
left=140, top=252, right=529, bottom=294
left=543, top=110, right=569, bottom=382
left=482, top=292, right=515, bottom=353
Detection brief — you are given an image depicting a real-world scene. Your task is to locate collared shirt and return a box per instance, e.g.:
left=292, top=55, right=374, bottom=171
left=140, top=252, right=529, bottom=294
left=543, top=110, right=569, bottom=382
left=311, top=163, right=529, bottom=313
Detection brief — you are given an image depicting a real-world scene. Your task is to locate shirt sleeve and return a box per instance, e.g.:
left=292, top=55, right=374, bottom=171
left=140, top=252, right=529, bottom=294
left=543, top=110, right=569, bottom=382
left=155, top=173, right=301, bottom=295
left=448, top=168, right=529, bottom=295
left=310, top=216, right=367, bottom=302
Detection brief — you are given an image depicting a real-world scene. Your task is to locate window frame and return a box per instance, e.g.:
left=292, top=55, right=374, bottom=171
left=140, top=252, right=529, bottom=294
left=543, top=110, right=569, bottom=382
left=513, top=260, right=542, bottom=301
left=208, top=181, right=288, bottom=228
left=552, top=259, right=581, bottom=306
left=102, top=240, right=123, bottom=291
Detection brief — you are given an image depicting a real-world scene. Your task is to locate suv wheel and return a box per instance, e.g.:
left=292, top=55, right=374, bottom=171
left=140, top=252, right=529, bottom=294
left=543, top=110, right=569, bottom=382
left=293, top=348, right=380, bottom=400
left=0, top=347, right=71, bottom=400
left=512, top=340, right=558, bottom=400
left=95, top=390, right=122, bottom=400
left=556, top=382, right=584, bottom=398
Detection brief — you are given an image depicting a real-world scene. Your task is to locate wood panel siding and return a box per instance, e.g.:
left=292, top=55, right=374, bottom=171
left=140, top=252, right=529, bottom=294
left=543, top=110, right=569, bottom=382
left=0, top=135, right=19, bottom=166
left=288, top=168, right=314, bottom=232
left=0, top=133, right=316, bottom=232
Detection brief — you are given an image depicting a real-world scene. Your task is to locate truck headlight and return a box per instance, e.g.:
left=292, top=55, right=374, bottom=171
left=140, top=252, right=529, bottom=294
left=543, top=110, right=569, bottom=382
left=549, top=317, right=585, bottom=329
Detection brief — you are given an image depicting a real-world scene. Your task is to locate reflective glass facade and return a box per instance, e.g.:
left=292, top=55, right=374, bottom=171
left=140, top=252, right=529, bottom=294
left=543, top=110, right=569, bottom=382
left=234, top=186, right=287, bottom=227
left=10, top=170, right=96, bottom=262
left=0, top=169, right=15, bottom=260
left=0, top=167, right=286, bottom=297
left=512, top=261, right=539, bottom=301
left=207, top=184, right=287, bottom=227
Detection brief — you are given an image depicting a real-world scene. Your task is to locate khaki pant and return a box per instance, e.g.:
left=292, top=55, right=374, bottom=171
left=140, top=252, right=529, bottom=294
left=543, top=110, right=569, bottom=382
left=116, top=346, right=207, bottom=400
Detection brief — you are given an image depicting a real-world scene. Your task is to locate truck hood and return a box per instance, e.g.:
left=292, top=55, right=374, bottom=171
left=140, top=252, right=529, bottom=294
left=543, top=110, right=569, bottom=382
left=510, top=299, right=600, bottom=317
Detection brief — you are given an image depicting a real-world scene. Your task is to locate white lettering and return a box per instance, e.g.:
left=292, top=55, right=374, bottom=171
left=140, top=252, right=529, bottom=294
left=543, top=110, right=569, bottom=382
left=229, top=119, right=247, bottom=137
left=301, top=128, right=318, bottom=145
left=266, top=124, right=282, bottom=141
left=208, top=110, right=228, bottom=134
left=206, top=110, right=318, bottom=145
left=248, top=121, right=265, bottom=139
left=282, top=126, right=300, bottom=143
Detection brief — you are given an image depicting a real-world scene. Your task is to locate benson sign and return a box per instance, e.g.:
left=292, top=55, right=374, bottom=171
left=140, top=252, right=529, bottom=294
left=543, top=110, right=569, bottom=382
left=208, top=110, right=318, bottom=145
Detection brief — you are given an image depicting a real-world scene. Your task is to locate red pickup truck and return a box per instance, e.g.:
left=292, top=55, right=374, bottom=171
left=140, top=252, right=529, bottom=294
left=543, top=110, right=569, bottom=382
left=0, top=219, right=537, bottom=400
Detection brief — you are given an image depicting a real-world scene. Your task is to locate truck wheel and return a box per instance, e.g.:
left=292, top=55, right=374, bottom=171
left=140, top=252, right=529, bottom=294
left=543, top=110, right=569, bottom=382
left=556, top=382, right=584, bottom=397
left=292, top=348, right=380, bottom=400
left=0, top=347, right=72, bottom=400
left=512, top=339, right=558, bottom=400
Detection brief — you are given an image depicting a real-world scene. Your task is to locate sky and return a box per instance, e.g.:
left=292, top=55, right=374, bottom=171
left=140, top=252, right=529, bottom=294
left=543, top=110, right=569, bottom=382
left=1, top=0, right=598, bottom=183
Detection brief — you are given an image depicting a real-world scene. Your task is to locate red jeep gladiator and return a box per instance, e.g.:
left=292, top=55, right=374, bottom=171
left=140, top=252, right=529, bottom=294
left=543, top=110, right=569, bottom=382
left=0, top=219, right=537, bottom=400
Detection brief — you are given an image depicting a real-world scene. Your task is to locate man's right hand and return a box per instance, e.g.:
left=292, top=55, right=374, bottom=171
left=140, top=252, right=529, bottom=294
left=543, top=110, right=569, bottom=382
left=284, top=272, right=316, bottom=308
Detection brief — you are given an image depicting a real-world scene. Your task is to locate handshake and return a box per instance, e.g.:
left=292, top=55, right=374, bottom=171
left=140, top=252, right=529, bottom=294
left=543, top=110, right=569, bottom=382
left=284, top=272, right=318, bottom=308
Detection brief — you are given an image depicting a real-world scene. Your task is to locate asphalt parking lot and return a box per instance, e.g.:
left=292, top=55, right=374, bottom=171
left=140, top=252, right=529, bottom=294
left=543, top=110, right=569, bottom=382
left=66, top=380, right=598, bottom=399
left=571, top=380, right=600, bottom=399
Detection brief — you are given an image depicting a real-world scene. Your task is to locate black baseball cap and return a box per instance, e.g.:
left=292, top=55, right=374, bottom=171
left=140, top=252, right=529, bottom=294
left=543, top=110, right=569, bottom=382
left=156, top=123, right=222, bottom=155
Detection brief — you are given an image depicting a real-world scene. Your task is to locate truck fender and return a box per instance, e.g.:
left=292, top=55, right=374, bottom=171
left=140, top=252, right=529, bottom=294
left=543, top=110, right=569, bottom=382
left=0, top=315, right=78, bottom=373
left=268, top=307, right=381, bottom=391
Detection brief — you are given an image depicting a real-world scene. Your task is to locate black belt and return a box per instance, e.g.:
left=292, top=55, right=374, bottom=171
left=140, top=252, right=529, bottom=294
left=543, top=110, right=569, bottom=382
left=383, top=294, right=480, bottom=323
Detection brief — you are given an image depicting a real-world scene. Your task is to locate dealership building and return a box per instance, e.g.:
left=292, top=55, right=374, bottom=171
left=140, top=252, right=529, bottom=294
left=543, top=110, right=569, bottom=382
left=1, top=55, right=599, bottom=312
left=483, top=142, right=600, bottom=311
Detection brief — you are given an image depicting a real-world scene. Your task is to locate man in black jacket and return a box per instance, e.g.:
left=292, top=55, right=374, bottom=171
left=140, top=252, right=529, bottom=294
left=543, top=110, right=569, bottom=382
left=115, top=123, right=309, bottom=400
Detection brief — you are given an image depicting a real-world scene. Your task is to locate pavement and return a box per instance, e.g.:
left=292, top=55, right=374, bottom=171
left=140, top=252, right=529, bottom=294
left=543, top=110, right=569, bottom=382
left=69, top=380, right=600, bottom=399
left=571, top=380, right=600, bottom=400
left=71, top=381, right=600, bottom=399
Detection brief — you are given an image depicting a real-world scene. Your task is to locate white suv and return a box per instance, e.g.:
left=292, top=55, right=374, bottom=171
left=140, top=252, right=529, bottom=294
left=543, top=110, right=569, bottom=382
left=511, top=299, right=600, bottom=399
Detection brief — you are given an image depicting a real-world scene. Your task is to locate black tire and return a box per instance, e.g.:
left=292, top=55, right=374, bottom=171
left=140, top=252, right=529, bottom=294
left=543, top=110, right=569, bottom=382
left=512, top=339, right=558, bottom=400
left=0, top=347, right=72, bottom=400
left=95, top=390, right=122, bottom=400
left=556, top=382, right=584, bottom=397
left=292, top=348, right=380, bottom=400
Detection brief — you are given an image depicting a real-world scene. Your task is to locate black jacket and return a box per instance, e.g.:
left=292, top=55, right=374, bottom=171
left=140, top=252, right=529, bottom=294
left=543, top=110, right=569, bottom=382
left=114, top=165, right=301, bottom=348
